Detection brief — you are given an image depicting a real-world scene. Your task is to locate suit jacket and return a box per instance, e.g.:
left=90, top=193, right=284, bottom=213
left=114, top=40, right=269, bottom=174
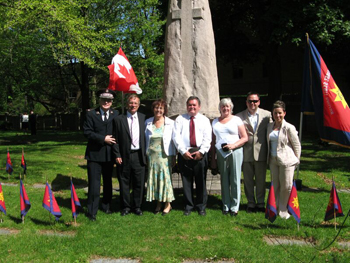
left=236, top=108, right=272, bottom=162
left=113, top=112, right=146, bottom=165
left=84, top=107, right=118, bottom=162
left=145, top=116, right=176, bottom=156
left=267, top=119, right=301, bottom=167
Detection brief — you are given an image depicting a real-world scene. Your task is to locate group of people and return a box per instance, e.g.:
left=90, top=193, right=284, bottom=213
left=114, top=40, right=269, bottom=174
left=83, top=89, right=301, bottom=221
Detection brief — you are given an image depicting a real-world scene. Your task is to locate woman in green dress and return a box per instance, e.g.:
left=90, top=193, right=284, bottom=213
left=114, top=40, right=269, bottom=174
left=145, top=99, right=176, bottom=215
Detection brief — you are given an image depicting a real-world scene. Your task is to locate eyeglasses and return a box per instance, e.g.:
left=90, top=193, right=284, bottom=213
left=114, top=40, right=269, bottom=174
left=248, top=100, right=259, bottom=103
left=101, top=99, right=113, bottom=103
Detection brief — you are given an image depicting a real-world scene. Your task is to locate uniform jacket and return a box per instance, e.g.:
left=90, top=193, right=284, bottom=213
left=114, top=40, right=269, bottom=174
left=113, top=112, right=146, bottom=165
left=267, top=119, right=301, bottom=167
left=84, top=107, right=118, bottom=162
left=236, top=108, right=272, bottom=162
left=145, top=116, right=176, bottom=156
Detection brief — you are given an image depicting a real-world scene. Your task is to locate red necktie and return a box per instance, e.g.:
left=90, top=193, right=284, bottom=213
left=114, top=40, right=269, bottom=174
left=190, top=116, right=197, bottom=147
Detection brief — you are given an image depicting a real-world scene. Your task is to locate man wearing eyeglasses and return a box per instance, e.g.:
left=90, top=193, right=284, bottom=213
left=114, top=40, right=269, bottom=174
left=84, top=89, right=118, bottom=221
left=237, top=91, right=272, bottom=213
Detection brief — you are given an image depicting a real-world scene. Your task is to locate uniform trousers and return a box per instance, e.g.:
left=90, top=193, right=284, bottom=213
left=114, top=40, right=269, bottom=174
left=87, top=160, right=113, bottom=216
left=217, top=148, right=243, bottom=213
left=269, top=156, right=295, bottom=219
left=243, top=161, right=267, bottom=208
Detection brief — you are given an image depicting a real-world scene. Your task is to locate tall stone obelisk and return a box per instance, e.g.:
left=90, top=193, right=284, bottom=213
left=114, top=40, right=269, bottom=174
left=164, top=0, right=220, bottom=118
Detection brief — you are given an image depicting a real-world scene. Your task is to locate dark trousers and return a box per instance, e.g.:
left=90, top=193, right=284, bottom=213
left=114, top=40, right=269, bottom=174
left=178, top=153, right=208, bottom=211
left=118, top=150, right=145, bottom=211
left=87, top=161, right=113, bottom=216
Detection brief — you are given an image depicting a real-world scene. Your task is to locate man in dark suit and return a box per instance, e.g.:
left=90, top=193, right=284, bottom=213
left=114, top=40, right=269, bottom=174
left=84, top=89, right=118, bottom=221
left=113, top=94, right=146, bottom=216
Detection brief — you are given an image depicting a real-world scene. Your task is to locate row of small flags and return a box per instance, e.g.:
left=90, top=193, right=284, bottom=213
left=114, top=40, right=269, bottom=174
left=265, top=180, right=344, bottom=225
left=0, top=180, right=81, bottom=223
left=6, top=149, right=26, bottom=175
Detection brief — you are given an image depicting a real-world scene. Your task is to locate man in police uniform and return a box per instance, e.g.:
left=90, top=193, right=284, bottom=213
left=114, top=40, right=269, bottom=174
left=84, top=89, right=118, bottom=221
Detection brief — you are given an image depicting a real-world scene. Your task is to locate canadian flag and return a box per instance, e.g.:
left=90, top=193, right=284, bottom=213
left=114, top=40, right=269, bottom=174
left=108, top=48, right=142, bottom=94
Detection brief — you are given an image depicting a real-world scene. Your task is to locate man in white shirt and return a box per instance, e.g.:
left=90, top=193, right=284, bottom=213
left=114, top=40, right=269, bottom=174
left=237, top=92, right=272, bottom=213
left=173, top=96, right=212, bottom=216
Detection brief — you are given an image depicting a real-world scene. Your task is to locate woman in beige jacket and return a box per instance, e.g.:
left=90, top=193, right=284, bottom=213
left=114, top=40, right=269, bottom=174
left=267, top=100, right=301, bottom=219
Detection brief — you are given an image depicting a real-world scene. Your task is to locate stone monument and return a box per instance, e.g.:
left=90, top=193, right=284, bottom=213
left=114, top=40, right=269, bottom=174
left=164, top=0, right=220, bottom=118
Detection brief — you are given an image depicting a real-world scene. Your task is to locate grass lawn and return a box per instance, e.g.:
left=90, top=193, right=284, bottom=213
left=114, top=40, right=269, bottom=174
left=0, top=131, right=349, bottom=262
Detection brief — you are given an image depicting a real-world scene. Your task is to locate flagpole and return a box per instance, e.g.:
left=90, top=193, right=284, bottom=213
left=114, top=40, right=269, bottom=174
left=121, top=92, right=125, bottom=114
left=332, top=176, right=337, bottom=230
left=7, top=147, right=10, bottom=180
left=0, top=212, right=3, bottom=223
left=22, top=147, right=26, bottom=180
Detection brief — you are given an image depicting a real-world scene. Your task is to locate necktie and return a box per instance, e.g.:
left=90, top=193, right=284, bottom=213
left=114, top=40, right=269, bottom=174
left=190, top=116, right=197, bottom=147
left=104, top=112, right=108, bottom=122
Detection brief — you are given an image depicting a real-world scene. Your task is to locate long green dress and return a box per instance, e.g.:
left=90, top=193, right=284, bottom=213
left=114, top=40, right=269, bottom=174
left=146, top=125, right=175, bottom=202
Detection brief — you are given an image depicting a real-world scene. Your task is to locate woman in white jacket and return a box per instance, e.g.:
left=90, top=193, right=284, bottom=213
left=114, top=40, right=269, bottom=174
left=267, top=100, right=301, bottom=219
left=145, top=99, right=176, bottom=215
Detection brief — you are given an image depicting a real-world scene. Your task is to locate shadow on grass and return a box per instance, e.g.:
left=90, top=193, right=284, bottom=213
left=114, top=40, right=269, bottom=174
left=51, top=174, right=87, bottom=191
left=8, top=215, right=23, bottom=224
left=0, top=131, right=86, bottom=146
left=28, top=217, right=54, bottom=226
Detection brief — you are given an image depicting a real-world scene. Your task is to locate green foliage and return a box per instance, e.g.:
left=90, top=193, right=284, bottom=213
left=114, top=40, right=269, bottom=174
left=0, top=0, right=165, bottom=114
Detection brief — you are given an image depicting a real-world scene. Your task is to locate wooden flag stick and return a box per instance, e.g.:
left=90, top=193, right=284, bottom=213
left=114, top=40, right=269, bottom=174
left=332, top=176, right=336, bottom=230
left=297, top=223, right=300, bottom=232
left=22, top=215, right=24, bottom=224
left=0, top=212, right=3, bottom=223
left=74, top=216, right=77, bottom=226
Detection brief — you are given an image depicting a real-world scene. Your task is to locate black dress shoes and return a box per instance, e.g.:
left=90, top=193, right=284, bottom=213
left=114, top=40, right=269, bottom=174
left=87, top=214, right=96, bottom=221
left=230, top=211, right=238, bottom=217
left=222, top=210, right=229, bottom=215
left=198, top=210, right=206, bottom=216
left=256, top=207, right=266, bottom=213
left=134, top=208, right=143, bottom=216
left=121, top=209, right=130, bottom=216
left=183, top=210, right=192, bottom=216
left=104, top=209, right=112, bottom=214
left=162, top=207, right=172, bottom=216
left=246, top=207, right=255, bottom=213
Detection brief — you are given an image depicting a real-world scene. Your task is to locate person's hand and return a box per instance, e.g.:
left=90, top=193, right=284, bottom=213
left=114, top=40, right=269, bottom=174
left=105, top=135, right=116, bottom=145
left=182, top=151, right=193, bottom=161
left=191, top=151, right=203, bottom=161
left=116, top=157, right=122, bottom=165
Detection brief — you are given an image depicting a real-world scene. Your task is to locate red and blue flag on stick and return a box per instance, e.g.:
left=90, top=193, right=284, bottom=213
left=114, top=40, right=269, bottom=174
left=21, top=150, right=27, bottom=175
left=42, top=182, right=62, bottom=220
left=265, top=181, right=277, bottom=223
left=302, top=35, right=350, bottom=148
left=6, top=150, right=13, bottom=175
left=325, top=181, right=344, bottom=221
left=20, top=180, right=31, bottom=217
left=71, top=180, right=81, bottom=218
left=287, top=181, right=301, bottom=223
left=0, top=183, right=6, bottom=215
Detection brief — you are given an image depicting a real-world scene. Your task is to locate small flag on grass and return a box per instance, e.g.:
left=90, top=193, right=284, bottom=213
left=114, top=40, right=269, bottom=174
left=287, top=181, right=301, bottom=223
left=71, top=180, right=81, bottom=218
left=0, top=183, right=6, bottom=215
left=42, top=182, right=62, bottom=220
left=20, top=180, right=31, bottom=217
left=6, top=150, right=13, bottom=175
left=325, top=181, right=344, bottom=221
left=265, top=181, right=277, bottom=223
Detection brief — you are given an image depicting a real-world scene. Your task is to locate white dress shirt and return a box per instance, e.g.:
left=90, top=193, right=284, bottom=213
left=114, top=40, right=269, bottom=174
left=127, top=111, right=140, bottom=150
left=172, top=113, right=212, bottom=155
left=248, top=111, right=259, bottom=132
